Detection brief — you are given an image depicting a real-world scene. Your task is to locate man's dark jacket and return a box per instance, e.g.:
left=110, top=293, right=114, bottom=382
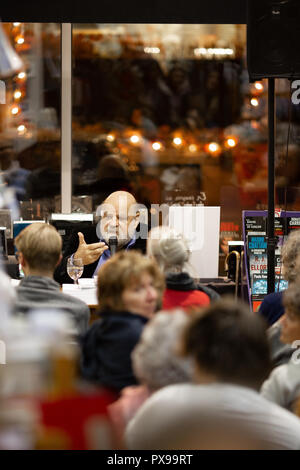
left=54, top=223, right=147, bottom=284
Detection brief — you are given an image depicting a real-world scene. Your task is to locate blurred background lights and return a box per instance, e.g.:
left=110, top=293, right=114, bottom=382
left=144, top=47, right=160, bottom=54
left=17, top=124, right=26, bottom=133
left=14, top=90, right=22, bottom=99
left=16, top=36, right=25, bottom=45
left=207, top=142, right=221, bottom=154
left=13, top=23, right=21, bottom=27
left=17, top=71, right=26, bottom=79
left=173, top=137, right=182, bottom=146
left=250, top=98, right=259, bottom=107
left=130, top=135, right=140, bottom=144
left=225, top=137, right=237, bottom=148
left=152, top=142, right=162, bottom=151
left=11, top=106, right=19, bottom=115
left=254, top=82, right=263, bottom=91
left=106, top=134, right=115, bottom=142
left=189, top=144, right=197, bottom=152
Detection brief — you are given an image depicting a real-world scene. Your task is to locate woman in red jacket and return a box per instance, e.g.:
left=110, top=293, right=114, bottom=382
left=147, top=226, right=216, bottom=312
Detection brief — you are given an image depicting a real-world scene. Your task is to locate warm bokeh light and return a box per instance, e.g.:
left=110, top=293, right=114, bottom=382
left=251, top=120, right=260, bottom=129
left=254, top=82, right=263, bottom=91
left=16, top=36, right=25, bottom=45
left=189, top=144, right=197, bottom=153
left=194, top=47, right=234, bottom=57
left=144, top=47, right=160, bottom=54
left=206, top=142, right=221, bottom=156
left=13, top=23, right=21, bottom=27
left=11, top=106, right=20, bottom=115
left=152, top=142, right=162, bottom=151
left=17, top=124, right=26, bottom=133
left=130, top=135, right=140, bottom=144
left=208, top=143, right=219, bottom=152
left=225, top=137, right=237, bottom=148
left=250, top=98, right=259, bottom=107
left=17, top=72, right=26, bottom=80
left=173, top=137, right=182, bottom=146
left=106, top=134, right=115, bottom=142
left=14, top=90, right=22, bottom=99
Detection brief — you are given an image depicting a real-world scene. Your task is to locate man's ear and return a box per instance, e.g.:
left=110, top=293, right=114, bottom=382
left=18, top=252, right=26, bottom=267
left=55, top=254, right=63, bottom=268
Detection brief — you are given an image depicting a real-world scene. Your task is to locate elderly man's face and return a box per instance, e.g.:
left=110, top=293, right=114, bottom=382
left=99, top=196, right=139, bottom=246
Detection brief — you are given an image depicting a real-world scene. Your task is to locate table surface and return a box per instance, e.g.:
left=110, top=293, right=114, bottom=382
left=11, top=276, right=237, bottom=308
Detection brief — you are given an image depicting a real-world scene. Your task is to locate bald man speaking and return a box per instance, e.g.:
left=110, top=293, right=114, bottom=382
left=54, top=191, right=147, bottom=284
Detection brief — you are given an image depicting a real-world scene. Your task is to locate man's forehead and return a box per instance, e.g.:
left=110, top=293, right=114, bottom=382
left=100, top=201, right=137, bottom=215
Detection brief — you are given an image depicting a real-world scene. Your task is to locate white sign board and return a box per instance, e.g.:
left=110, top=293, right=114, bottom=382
left=168, top=206, right=220, bottom=279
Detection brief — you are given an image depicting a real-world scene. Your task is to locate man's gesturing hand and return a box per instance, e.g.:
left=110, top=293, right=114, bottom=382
left=74, top=232, right=108, bottom=265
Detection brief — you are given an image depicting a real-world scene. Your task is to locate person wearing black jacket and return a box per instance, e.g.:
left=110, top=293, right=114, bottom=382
left=54, top=191, right=147, bottom=284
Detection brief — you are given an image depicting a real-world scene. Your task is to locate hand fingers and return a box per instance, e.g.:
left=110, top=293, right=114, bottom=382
left=87, top=242, right=108, bottom=251
left=78, top=232, right=86, bottom=245
left=88, top=246, right=108, bottom=262
left=92, top=246, right=109, bottom=256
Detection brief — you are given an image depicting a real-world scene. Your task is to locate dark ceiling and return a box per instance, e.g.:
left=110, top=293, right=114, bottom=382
left=0, top=0, right=247, bottom=23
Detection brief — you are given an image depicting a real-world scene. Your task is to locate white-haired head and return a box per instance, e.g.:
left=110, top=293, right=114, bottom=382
left=132, top=310, right=193, bottom=391
left=147, top=226, right=190, bottom=273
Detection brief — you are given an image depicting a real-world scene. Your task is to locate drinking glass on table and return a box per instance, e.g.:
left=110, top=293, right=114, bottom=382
left=67, top=257, right=84, bottom=286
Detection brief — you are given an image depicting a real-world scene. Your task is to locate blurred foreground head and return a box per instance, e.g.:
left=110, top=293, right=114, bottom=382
left=132, top=310, right=193, bottom=391
left=125, top=382, right=300, bottom=450
left=181, top=298, right=272, bottom=390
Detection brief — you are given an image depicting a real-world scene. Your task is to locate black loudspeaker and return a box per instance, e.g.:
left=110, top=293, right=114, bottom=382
left=247, top=0, right=300, bottom=81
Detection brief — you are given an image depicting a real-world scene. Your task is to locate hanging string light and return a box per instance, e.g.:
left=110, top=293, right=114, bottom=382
left=250, top=97, right=259, bottom=107
left=152, top=142, right=162, bottom=151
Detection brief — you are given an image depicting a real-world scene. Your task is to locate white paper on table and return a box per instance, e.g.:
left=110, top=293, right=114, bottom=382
left=62, top=284, right=98, bottom=306
left=168, top=206, right=220, bottom=279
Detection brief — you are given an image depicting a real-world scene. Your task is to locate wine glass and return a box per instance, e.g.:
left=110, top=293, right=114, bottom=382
left=67, top=257, right=84, bottom=286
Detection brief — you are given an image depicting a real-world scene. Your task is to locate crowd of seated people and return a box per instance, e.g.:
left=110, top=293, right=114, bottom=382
left=2, top=189, right=300, bottom=449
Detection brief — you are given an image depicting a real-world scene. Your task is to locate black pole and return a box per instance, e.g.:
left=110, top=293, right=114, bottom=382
left=267, top=78, right=276, bottom=294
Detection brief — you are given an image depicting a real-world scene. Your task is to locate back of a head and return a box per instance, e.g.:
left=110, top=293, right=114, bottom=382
left=132, top=310, right=193, bottom=391
left=147, top=226, right=190, bottom=273
left=182, top=298, right=271, bottom=390
left=15, top=223, right=62, bottom=273
left=283, top=284, right=300, bottom=318
left=98, top=155, right=130, bottom=180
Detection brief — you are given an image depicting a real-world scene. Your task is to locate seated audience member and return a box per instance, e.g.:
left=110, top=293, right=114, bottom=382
left=259, top=229, right=300, bottom=326
left=14, top=223, right=90, bottom=335
left=267, top=319, right=294, bottom=368
left=126, top=299, right=300, bottom=450
left=80, top=251, right=165, bottom=393
left=54, top=191, right=147, bottom=284
left=261, top=285, right=300, bottom=413
left=108, top=310, right=193, bottom=446
left=147, top=226, right=218, bottom=311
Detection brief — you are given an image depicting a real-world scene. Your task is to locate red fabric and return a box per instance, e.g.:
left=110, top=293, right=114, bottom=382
left=162, top=288, right=210, bottom=311
left=39, top=390, right=117, bottom=450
